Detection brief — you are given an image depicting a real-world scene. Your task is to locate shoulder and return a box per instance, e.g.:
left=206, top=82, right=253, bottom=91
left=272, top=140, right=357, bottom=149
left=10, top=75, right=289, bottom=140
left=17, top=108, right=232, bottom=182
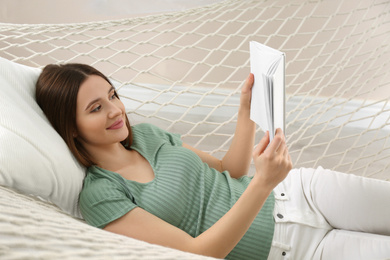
left=131, top=123, right=166, bottom=135
left=131, top=123, right=182, bottom=146
left=80, top=168, right=122, bottom=202
left=79, top=167, right=137, bottom=228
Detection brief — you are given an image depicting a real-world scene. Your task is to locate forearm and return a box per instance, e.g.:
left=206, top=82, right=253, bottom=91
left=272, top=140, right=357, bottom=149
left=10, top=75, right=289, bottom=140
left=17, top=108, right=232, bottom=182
left=221, top=107, right=255, bottom=178
left=183, top=74, right=255, bottom=177
left=191, top=175, right=272, bottom=258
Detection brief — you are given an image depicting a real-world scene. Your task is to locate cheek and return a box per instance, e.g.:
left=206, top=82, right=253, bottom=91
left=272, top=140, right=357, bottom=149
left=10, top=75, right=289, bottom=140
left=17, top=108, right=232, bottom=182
left=115, top=99, right=126, bottom=113
left=76, top=114, right=105, bottom=139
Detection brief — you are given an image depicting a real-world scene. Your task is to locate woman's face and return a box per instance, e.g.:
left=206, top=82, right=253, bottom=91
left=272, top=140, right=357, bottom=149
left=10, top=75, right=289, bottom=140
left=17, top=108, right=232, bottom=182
left=75, top=75, right=128, bottom=149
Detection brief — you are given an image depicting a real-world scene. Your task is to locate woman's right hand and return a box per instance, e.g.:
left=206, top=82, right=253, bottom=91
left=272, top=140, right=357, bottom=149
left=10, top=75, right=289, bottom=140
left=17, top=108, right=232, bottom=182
left=252, top=129, right=292, bottom=191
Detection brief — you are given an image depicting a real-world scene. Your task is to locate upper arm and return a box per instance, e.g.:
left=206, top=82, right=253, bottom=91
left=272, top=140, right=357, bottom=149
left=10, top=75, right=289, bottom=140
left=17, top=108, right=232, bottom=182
left=104, top=207, right=197, bottom=253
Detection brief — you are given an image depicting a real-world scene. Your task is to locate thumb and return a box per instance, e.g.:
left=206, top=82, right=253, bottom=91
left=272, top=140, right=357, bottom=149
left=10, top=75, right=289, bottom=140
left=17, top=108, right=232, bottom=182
left=242, top=73, right=254, bottom=94
left=240, top=73, right=254, bottom=107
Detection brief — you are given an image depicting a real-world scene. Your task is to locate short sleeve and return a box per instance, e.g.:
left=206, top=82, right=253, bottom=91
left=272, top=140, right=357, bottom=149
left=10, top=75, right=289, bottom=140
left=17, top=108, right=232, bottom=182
left=79, top=175, right=137, bottom=228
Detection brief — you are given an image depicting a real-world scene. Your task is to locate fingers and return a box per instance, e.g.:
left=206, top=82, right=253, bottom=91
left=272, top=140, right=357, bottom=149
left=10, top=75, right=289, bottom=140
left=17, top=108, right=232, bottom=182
left=265, top=128, right=285, bottom=154
left=253, top=131, right=269, bottom=157
left=273, top=129, right=292, bottom=170
left=252, top=128, right=292, bottom=190
left=254, top=128, right=286, bottom=157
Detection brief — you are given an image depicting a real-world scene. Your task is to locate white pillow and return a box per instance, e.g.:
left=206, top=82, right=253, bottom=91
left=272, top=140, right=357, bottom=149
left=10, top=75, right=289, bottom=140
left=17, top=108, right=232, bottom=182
left=0, top=57, right=85, bottom=218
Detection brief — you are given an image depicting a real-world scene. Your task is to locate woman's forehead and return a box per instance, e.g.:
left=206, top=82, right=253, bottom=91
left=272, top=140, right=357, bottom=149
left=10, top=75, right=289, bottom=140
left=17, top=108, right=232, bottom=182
left=77, top=75, right=113, bottom=108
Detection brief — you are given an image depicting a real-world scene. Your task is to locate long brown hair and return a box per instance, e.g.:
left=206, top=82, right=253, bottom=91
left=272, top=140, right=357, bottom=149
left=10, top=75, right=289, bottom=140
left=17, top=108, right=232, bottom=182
left=35, top=63, right=133, bottom=167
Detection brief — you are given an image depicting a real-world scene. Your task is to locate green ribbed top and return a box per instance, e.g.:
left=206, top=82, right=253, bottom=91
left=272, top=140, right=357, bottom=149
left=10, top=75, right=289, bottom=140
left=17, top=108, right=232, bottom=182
left=79, top=123, right=275, bottom=260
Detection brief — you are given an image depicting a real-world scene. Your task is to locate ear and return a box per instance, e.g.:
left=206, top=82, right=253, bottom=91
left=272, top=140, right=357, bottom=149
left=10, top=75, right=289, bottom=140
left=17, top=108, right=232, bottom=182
left=72, top=131, right=78, bottom=138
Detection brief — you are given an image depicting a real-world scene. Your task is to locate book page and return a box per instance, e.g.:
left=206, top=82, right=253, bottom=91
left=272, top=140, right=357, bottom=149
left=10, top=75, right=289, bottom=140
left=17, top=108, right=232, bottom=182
left=272, top=55, right=285, bottom=136
left=249, top=41, right=285, bottom=141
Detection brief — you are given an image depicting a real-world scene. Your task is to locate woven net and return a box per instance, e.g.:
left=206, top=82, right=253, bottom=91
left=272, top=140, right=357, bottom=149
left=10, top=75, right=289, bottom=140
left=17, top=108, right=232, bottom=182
left=0, top=185, right=216, bottom=259
left=1, top=0, right=389, bottom=180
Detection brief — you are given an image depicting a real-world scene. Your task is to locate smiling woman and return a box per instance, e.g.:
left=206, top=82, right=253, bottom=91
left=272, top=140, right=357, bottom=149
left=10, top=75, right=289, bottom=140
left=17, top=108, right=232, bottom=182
left=35, top=63, right=133, bottom=167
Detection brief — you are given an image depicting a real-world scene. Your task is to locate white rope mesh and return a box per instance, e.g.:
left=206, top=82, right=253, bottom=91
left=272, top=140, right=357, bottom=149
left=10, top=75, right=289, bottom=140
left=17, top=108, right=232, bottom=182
left=1, top=0, right=389, bottom=182
left=0, top=185, right=217, bottom=259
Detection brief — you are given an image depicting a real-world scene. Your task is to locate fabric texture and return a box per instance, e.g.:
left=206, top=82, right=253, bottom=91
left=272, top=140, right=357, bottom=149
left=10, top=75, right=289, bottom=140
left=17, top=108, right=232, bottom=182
left=268, top=167, right=390, bottom=260
left=80, top=123, right=275, bottom=260
left=0, top=57, right=85, bottom=218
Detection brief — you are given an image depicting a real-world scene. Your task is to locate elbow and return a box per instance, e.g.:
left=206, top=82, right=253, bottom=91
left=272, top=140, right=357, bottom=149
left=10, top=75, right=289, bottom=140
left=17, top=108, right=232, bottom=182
left=225, top=165, right=249, bottom=179
left=189, top=234, right=235, bottom=259
left=218, top=159, right=224, bottom=173
left=220, top=157, right=250, bottom=179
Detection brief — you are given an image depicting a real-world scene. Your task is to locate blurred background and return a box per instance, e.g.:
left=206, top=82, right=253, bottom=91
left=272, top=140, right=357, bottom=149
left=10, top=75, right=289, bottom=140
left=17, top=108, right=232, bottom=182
left=0, top=0, right=225, bottom=24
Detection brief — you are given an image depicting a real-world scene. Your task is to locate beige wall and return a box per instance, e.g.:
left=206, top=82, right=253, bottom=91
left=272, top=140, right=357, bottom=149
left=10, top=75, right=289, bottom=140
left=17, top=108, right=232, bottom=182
left=0, top=0, right=224, bottom=24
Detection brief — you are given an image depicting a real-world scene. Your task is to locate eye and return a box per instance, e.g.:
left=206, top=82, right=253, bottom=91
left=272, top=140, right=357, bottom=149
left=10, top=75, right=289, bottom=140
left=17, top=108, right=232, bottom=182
left=110, top=93, right=116, bottom=100
left=91, top=105, right=101, bottom=113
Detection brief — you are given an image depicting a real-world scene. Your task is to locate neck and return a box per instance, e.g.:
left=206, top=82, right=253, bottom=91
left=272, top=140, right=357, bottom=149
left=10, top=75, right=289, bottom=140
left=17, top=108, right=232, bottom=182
left=84, top=142, right=132, bottom=171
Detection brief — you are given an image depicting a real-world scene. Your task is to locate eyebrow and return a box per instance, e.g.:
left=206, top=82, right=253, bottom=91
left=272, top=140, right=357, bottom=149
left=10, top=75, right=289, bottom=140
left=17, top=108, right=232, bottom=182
left=85, top=86, right=116, bottom=111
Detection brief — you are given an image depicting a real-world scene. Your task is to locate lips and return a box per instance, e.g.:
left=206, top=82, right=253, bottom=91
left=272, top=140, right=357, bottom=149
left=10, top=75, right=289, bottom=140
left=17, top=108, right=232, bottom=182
left=107, top=119, right=124, bottom=130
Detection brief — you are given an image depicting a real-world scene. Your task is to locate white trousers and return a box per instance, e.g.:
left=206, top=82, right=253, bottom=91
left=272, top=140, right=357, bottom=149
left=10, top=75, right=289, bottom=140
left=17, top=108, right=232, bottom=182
left=267, top=167, right=390, bottom=260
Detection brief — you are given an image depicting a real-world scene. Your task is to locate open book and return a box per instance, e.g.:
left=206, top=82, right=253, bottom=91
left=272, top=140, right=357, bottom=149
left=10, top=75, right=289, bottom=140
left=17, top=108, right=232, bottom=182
left=249, top=41, right=285, bottom=141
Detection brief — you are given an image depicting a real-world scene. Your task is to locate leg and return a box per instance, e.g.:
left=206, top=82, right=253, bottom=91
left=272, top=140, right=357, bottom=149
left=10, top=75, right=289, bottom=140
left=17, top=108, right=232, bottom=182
left=315, top=229, right=390, bottom=260
left=272, top=168, right=390, bottom=259
left=305, top=167, right=390, bottom=235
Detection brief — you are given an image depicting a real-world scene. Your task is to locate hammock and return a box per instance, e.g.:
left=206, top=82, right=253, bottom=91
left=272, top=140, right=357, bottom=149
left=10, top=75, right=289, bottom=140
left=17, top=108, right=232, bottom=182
left=0, top=0, right=389, bottom=258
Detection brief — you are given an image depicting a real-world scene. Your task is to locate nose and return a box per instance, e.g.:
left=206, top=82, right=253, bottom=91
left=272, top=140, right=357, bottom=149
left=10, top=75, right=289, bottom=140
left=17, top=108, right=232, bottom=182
left=107, top=101, right=123, bottom=118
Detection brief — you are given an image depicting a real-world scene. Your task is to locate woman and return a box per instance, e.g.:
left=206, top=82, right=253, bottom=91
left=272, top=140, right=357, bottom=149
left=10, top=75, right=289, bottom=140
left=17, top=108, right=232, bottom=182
left=36, top=63, right=390, bottom=260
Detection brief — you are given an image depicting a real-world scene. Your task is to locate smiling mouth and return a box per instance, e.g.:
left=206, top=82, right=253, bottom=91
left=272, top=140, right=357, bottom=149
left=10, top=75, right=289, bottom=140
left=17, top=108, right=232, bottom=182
left=107, top=119, right=124, bottom=130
